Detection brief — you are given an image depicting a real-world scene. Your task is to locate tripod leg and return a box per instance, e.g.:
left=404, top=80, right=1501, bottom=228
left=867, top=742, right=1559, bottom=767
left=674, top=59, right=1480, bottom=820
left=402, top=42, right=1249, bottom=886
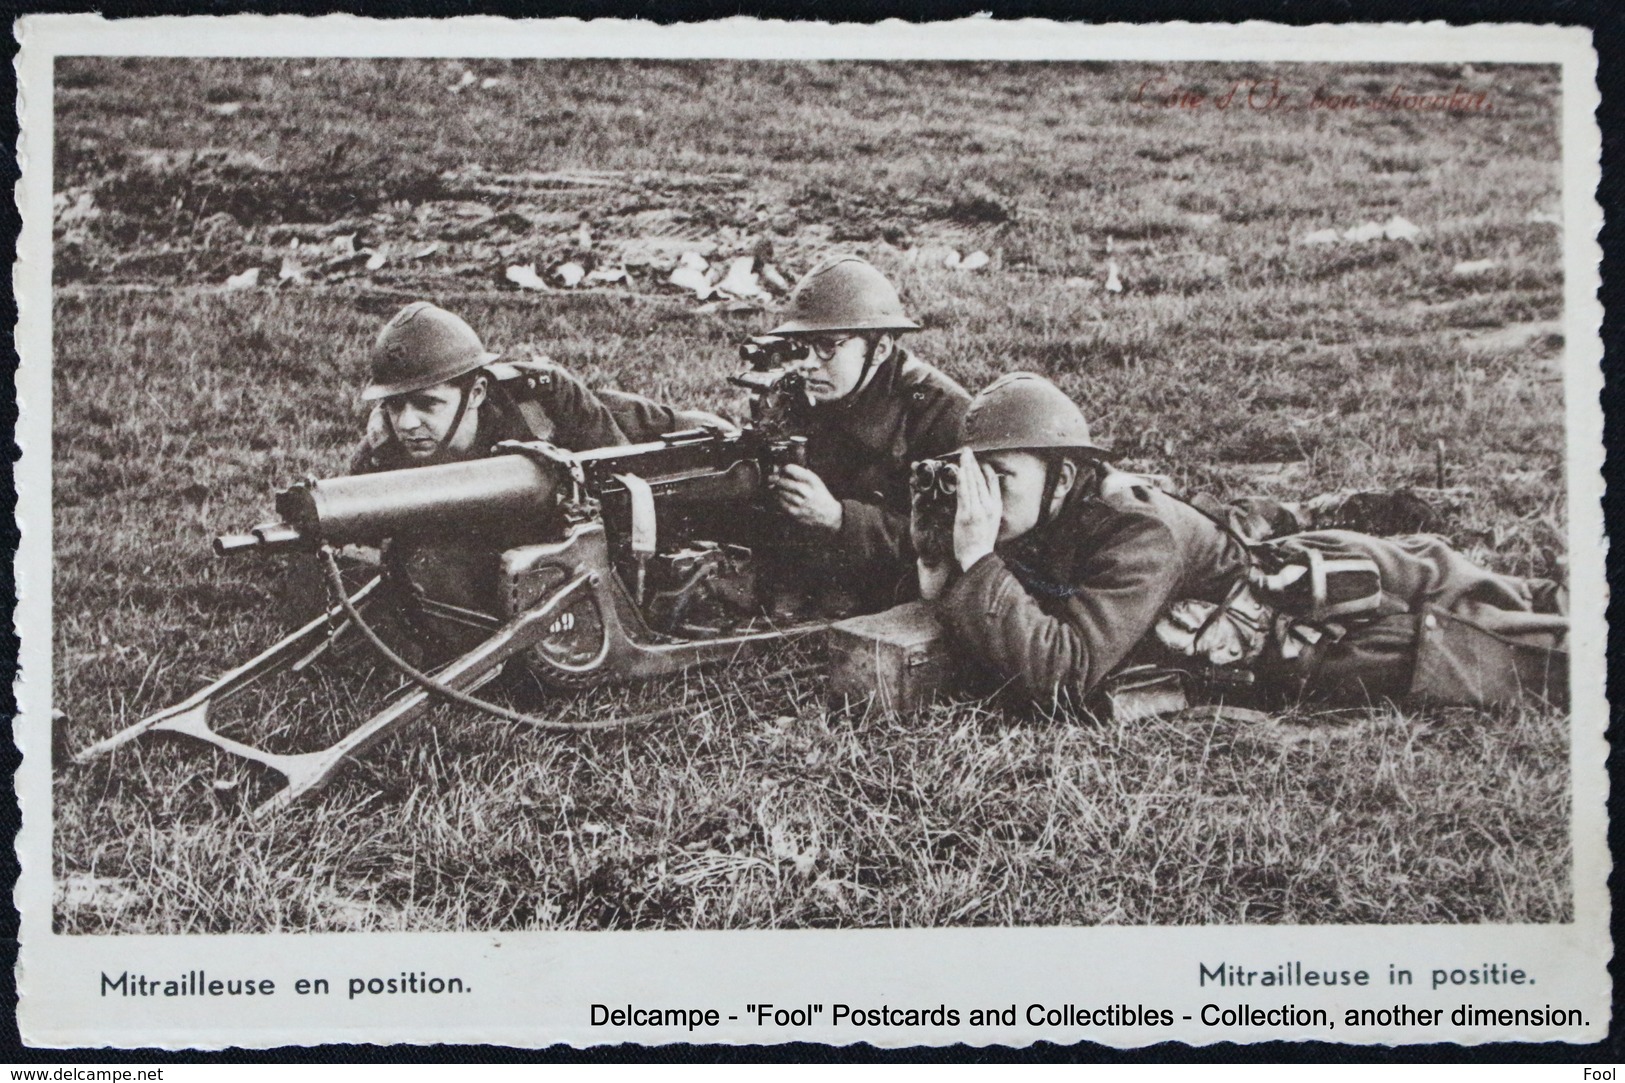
left=74, top=577, right=383, bottom=764
left=251, top=584, right=582, bottom=817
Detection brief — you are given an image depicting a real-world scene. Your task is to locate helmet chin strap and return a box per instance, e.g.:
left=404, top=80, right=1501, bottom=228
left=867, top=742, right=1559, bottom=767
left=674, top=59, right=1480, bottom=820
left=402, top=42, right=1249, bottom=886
left=1036, top=456, right=1062, bottom=530
left=435, top=381, right=475, bottom=459
left=838, top=335, right=886, bottom=409
left=1035, top=453, right=1075, bottom=530
left=382, top=380, right=475, bottom=464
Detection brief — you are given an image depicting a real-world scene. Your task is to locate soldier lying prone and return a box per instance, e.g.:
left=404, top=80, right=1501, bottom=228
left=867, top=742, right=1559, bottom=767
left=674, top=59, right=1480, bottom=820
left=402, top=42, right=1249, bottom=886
left=913, top=373, right=1567, bottom=715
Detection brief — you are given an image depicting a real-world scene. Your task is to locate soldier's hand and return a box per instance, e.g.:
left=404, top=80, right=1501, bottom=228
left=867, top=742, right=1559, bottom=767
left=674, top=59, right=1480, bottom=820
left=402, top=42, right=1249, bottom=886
left=916, top=558, right=951, bottom=602
left=770, top=464, right=844, bottom=532
left=912, top=491, right=952, bottom=600
left=953, top=447, right=1002, bottom=572
left=911, top=490, right=953, bottom=569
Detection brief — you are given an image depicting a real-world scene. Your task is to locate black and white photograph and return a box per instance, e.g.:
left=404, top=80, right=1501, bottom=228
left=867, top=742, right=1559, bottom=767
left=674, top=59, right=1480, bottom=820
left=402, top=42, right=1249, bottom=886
left=16, top=16, right=1608, bottom=1048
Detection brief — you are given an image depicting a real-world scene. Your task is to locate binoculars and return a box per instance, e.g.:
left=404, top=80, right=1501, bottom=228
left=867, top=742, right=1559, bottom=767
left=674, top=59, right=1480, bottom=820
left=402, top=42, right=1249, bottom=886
left=910, top=457, right=959, bottom=503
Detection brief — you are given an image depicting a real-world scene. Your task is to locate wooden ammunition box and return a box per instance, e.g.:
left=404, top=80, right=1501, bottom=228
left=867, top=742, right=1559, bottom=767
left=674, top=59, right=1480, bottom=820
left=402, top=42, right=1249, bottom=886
left=827, top=601, right=951, bottom=715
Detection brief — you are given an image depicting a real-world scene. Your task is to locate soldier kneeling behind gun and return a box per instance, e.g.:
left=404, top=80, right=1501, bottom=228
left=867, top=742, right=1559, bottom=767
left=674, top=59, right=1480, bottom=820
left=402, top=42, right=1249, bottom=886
left=912, top=373, right=1567, bottom=715
left=340, top=302, right=731, bottom=663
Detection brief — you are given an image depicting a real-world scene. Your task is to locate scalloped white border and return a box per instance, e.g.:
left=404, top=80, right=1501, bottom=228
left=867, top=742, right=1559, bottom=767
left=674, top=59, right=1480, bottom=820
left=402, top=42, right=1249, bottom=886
left=13, top=15, right=1609, bottom=1050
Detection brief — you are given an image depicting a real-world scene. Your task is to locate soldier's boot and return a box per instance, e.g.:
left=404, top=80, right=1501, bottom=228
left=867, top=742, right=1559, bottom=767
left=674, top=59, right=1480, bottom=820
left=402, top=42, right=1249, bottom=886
left=1302, top=488, right=1473, bottom=536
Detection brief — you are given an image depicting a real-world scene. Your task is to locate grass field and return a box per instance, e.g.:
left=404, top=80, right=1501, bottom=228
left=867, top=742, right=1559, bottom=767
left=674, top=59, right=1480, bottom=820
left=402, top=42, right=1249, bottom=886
left=50, top=59, right=1571, bottom=932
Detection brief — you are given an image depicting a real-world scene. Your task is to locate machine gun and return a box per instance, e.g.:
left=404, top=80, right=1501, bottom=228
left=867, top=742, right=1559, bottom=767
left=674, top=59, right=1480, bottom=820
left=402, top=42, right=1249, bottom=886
left=77, top=402, right=820, bottom=816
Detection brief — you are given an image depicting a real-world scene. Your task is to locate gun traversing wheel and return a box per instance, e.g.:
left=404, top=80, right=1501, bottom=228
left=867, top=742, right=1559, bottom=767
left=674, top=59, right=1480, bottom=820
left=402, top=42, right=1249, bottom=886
left=81, top=405, right=831, bottom=815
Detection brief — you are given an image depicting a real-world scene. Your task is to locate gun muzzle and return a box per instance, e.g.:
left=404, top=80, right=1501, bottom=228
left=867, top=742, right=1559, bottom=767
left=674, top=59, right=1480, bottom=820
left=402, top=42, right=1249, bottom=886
left=275, top=453, right=564, bottom=545
left=253, top=522, right=303, bottom=547
left=213, top=533, right=262, bottom=556
left=213, top=521, right=309, bottom=557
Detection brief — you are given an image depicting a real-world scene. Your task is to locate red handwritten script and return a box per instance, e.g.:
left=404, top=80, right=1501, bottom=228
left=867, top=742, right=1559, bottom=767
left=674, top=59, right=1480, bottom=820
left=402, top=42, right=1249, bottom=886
left=1132, top=77, right=1493, bottom=114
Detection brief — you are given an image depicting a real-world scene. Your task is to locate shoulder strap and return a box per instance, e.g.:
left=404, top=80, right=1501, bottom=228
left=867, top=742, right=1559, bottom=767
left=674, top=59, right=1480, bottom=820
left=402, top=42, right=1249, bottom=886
left=481, top=360, right=556, bottom=441
left=895, top=352, right=967, bottom=400
left=1097, top=465, right=1147, bottom=502
left=1161, top=484, right=1270, bottom=553
left=484, top=355, right=554, bottom=382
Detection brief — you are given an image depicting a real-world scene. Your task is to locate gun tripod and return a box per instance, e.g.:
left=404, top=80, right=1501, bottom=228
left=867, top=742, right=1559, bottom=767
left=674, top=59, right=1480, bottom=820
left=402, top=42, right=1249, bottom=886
left=76, top=523, right=823, bottom=816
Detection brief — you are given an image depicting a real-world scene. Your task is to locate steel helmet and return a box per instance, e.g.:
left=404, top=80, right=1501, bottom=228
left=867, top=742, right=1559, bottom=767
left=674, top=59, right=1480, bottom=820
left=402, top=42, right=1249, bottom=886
left=362, top=302, right=500, bottom=401
left=963, top=372, right=1110, bottom=456
left=769, top=256, right=921, bottom=335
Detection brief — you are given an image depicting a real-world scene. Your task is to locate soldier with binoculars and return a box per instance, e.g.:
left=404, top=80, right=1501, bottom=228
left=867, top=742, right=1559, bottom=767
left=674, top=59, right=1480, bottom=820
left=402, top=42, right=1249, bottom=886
left=912, top=373, right=1568, bottom=713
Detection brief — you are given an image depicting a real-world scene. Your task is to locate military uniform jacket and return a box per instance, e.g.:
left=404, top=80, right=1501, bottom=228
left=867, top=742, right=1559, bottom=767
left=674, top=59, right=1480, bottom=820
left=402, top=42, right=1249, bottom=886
left=937, top=470, right=1248, bottom=706
left=350, top=359, right=685, bottom=475
left=784, top=347, right=970, bottom=590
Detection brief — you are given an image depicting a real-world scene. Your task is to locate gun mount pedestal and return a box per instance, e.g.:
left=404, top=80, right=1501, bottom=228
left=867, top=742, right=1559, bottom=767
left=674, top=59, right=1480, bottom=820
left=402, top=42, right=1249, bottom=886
left=74, top=576, right=383, bottom=766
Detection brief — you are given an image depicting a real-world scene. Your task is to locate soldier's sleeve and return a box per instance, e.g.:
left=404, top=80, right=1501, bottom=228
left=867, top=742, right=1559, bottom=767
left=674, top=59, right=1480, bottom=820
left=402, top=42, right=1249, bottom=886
left=597, top=388, right=683, bottom=444
left=833, top=499, right=906, bottom=573
left=936, top=515, right=1182, bottom=706
left=526, top=364, right=630, bottom=450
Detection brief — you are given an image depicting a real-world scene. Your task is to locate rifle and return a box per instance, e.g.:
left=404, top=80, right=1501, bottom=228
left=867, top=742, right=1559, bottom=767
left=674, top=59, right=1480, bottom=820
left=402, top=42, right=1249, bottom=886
left=78, top=375, right=823, bottom=817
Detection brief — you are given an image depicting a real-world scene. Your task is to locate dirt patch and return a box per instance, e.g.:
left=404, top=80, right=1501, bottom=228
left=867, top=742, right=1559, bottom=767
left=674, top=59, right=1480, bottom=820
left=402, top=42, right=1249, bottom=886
left=56, top=152, right=1019, bottom=304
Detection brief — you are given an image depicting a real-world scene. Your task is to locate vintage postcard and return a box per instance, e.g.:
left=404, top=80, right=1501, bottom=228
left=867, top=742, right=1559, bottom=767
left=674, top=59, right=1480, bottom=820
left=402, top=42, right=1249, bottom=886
left=14, top=15, right=1607, bottom=1048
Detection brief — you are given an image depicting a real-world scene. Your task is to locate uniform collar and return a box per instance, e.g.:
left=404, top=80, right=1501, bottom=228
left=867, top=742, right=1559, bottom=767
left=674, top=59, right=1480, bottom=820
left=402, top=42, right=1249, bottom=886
left=1001, top=480, right=1106, bottom=573
left=797, top=347, right=910, bottom=440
